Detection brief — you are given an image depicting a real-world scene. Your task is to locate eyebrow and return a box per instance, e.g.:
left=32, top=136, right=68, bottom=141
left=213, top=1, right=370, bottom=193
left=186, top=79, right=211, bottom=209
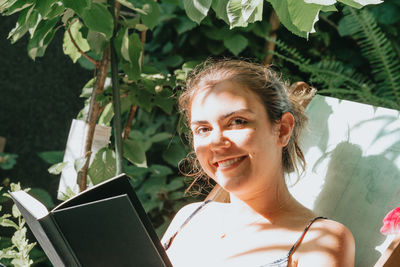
left=190, top=108, right=255, bottom=126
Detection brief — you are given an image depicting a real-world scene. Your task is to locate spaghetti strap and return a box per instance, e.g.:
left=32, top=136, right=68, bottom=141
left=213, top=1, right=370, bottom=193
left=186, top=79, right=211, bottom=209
left=259, top=216, right=327, bottom=267
left=287, top=216, right=327, bottom=257
left=164, top=205, right=327, bottom=267
left=163, top=200, right=213, bottom=250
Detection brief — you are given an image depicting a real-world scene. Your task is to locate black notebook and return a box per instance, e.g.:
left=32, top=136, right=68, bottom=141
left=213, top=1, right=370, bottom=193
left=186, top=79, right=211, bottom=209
left=9, top=174, right=173, bottom=267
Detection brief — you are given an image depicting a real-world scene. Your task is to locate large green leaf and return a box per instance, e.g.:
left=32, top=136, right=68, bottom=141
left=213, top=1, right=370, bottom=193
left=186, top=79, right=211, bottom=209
left=46, top=2, right=66, bottom=19
left=242, top=0, right=263, bottom=23
left=338, top=0, right=382, bottom=8
left=129, top=85, right=153, bottom=112
left=160, top=54, right=183, bottom=68
left=149, top=132, right=172, bottom=143
left=34, top=0, right=58, bottom=18
left=48, top=162, right=68, bottom=175
left=223, top=34, right=248, bottom=56
left=321, top=4, right=338, bottom=12
left=227, top=0, right=247, bottom=28
left=174, top=16, right=197, bottom=34
left=121, top=32, right=142, bottom=81
left=87, top=29, right=107, bottom=55
left=2, top=0, right=34, bottom=15
left=149, top=164, right=173, bottom=177
left=287, top=0, right=321, bottom=33
left=62, top=0, right=90, bottom=15
left=88, top=148, right=117, bottom=185
left=183, top=0, right=212, bottom=24
left=38, top=151, right=64, bottom=164
left=81, top=3, right=114, bottom=40
left=27, top=17, right=59, bottom=60
left=267, top=0, right=308, bottom=38
left=117, top=0, right=148, bottom=14
left=98, top=102, right=114, bottom=126
left=63, top=20, right=90, bottom=63
left=123, top=139, right=147, bottom=167
left=201, top=26, right=232, bottom=41
left=165, top=178, right=185, bottom=192
left=211, top=0, right=229, bottom=24
left=141, top=0, right=160, bottom=30
left=7, top=7, right=32, bottom=43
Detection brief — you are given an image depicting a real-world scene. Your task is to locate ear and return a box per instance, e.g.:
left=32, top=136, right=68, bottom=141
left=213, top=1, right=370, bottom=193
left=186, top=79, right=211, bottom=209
left=278, top=112, right=295, bottom=147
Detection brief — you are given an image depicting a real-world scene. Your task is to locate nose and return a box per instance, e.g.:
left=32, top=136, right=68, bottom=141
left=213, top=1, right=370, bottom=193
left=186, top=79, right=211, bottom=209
left=209, top=128, right=230, bottom=150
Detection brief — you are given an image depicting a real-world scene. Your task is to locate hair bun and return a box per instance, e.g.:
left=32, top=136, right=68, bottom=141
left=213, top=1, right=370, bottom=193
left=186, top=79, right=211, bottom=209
left=287, top=81, right=317, bottom=108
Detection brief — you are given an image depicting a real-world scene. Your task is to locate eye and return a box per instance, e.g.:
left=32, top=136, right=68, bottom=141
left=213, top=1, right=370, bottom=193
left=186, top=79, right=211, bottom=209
left=230, top=118, right=248, bottom=127
left=194, top=126, right=211, bottom=135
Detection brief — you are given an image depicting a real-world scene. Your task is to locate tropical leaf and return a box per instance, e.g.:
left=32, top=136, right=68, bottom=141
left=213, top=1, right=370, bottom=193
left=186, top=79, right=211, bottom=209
left=183, top=0, right=212, bottom=24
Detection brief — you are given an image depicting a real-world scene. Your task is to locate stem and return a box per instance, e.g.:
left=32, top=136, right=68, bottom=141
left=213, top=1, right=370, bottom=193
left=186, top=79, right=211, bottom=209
left=110, top=0, right=124, bottom=175
left=140, top=30, right=147, bottom=66
left=319, top=14, right=339, bottom=32
left=123, top=105, right=138, bottom=139
left=77, top=47, right=111, bottom=192
left=67, top=23, right=99, bottom=67
left=263, top=11, right=280, bottom=66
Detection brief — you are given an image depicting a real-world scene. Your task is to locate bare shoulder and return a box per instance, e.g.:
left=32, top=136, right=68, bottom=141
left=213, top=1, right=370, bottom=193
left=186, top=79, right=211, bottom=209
left=295, top=219, right=355, bottom=267
left=161, top=202, right=205, bottom=243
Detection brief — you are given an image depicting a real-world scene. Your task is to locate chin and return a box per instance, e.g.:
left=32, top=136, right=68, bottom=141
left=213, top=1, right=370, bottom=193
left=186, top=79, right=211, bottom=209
left=215, top=173, right=248, bottom=193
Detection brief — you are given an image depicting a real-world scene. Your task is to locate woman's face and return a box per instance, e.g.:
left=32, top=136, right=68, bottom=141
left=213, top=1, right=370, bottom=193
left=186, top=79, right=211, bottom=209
left=190, top=81, right=285, bottom=197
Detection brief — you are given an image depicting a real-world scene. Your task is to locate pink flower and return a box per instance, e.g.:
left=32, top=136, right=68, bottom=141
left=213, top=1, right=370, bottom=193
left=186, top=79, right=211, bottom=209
left=380, top=207, right=400, bottom=235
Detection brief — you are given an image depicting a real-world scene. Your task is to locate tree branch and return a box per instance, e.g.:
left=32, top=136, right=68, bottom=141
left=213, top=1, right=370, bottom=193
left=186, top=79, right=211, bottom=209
left=263, top=11, right=280, bottom=66
left=123, top=105, right=137, bottom=139
left=77, top=47, right=111, bottom=192
left=67, top=24, right=99, bottom=67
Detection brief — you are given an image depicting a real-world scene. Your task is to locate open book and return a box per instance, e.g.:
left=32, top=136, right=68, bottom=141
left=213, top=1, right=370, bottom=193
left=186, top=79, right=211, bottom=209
left=9, top=174, right=172, bottom=267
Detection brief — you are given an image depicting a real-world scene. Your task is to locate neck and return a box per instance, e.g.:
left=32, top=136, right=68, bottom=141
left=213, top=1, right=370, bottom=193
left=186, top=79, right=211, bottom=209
left=227, top=174, right=300, bottom=224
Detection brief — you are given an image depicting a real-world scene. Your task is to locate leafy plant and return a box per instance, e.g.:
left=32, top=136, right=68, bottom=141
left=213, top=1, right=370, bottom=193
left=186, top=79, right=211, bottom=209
left=268, top=5, right=400, bottom=109
left=0, top=184, right=36, bottom=267
left=338, top=6, right=400, bottom=105
left=181, top=0, right=382, bottom=38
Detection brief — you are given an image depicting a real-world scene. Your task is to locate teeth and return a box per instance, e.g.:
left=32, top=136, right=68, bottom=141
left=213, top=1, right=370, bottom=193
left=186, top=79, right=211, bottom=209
left=218, top=157, right=243, bottom=167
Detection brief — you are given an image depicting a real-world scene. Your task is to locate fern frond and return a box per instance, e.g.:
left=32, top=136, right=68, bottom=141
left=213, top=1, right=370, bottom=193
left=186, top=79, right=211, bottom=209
left=266, top=37, right=310, bottom=65
left=272, top=48, right=373, bottom=91
left=342, top=7, right=400, bottom=104
left=307, top=60, right=373, bottom=92
left=318, top=88, right=399, bottom=109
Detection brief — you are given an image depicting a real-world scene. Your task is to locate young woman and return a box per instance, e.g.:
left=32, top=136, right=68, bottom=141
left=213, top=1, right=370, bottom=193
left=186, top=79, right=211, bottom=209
left=162, top=60, right=355, bottom=267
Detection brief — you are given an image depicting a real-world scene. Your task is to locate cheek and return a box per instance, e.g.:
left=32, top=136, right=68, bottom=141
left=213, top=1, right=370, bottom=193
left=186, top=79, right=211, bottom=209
left=225, top=129, right=253, bottom=145
left=193, top=139, right=210, bottom=165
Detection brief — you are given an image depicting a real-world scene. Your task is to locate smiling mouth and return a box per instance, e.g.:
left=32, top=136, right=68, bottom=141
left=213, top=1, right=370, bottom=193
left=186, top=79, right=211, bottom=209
left=215, top=156, right=247, bottom=168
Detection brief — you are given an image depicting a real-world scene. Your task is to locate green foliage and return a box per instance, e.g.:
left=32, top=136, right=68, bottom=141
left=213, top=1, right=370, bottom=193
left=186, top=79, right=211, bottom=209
left=37, top=151, right=64, bottom=165
left=178, top=0, right=382, bottom=38
left=269, top=5, right=400, bottom=109
left=338, top=7, right=400, bottom=104
left=183, top=0, right=212, bottom=24
left=0, top=184, right=36, bottom=267
left=63, top=19, right=91, bottom=63
left=88, top=147, right=117, bottom=185
left=0, top=153, right=18, bottom=170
